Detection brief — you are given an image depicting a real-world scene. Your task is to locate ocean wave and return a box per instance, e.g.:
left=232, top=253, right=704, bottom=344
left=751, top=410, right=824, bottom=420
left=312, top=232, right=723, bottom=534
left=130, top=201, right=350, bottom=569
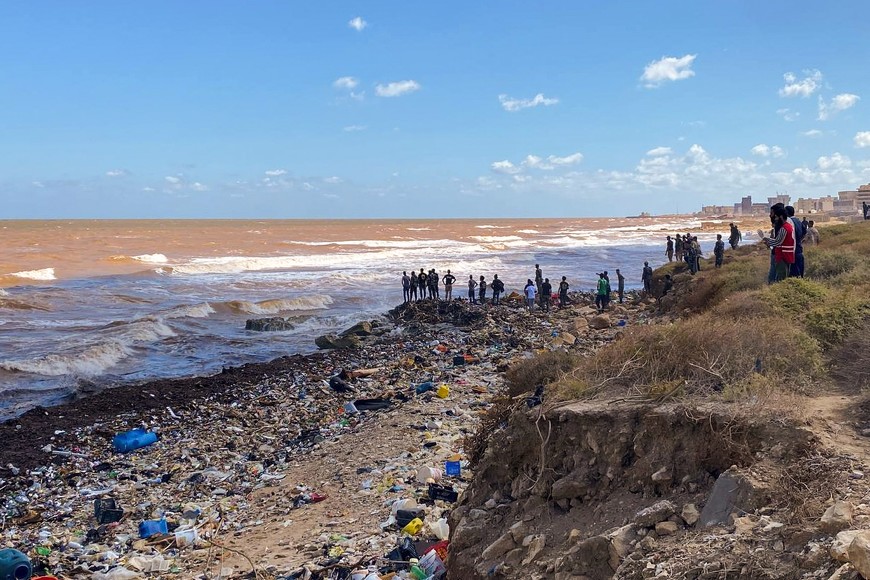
left=0, top=297, right=50, bottom=311
left=470, top=235, right=525, bottom=243
left=132, top=253, right=169, bottom=263
left=406, top=227, right=431, bottom=231
left=0, top=341, right=131, bottom=376
left=10, top=267, right=56, bottom=280
left=517, top=229, right=540, bottom=234
left=107, top=319, right=177, bottom=342
left=474, top=225, right=509, bottom=229
left=161, top=302, right=217, bottom=319
left=217, top=295, right=334, bottom=315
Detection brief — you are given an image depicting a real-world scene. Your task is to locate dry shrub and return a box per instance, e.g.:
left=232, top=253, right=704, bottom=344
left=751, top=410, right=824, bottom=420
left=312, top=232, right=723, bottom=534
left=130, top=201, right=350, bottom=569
left=772, top=453, right=853, bottom=522
left=665, top=252, right=769, bottom=313
left=555, top=312, right=823, bottom=401
left=803, top=249, right=858, bottom=280
left=463, top=396, right=518, bottom=468
left=504, top=350, right=578, bottom=397
left=830, top=319, right=870, bottom=390
left=711, top=290, right=770, bottom=320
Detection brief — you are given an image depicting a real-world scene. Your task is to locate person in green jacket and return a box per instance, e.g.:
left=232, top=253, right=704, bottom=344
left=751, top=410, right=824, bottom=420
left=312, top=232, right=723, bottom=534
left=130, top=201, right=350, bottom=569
left=595, top=273, right=609, bottom=312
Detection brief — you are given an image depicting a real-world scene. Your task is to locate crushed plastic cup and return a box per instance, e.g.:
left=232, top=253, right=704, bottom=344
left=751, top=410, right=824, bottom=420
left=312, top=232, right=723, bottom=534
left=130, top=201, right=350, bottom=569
left=343, top=401, right=359, bottom=415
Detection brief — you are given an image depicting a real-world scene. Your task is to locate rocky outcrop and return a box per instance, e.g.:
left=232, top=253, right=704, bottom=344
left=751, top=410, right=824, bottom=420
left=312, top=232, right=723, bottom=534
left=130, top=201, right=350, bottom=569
left=340, top=320, right=373, bottom=337
left=314, top=334, right=361, bottom=350
left=245, top=317, right=294, bottom=331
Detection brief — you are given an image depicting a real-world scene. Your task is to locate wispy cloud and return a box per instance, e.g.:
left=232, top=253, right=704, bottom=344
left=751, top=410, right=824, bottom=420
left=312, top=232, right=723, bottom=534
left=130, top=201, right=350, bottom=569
left=348, top=16, right=367, bottom=31
left=105, top=169, right=129, bottom=177
left=855, top=131, right=870, bottom=148
left=491, top=160, right=521, bottom=175
left=640, top=54, right=696, bottom=88
left=498, top=93, right=559, bottom=112
left=333, top=76, right=359, bottom=90
left=375, top=80, right=421, bottom=97
left=750, top=144, right=785, bottom=158
left=802, top=129, right=823, bottom=138
left=646, top=147, right=673, bottom=156
left=343, top=125, right=367, bottom=132
left=323, top=176, right=343, bottom=184
left=492, top=152, right=583, bottom=174
left=265, top=169, right=287, bottom=176
left=818, top=93, right=860, bottom=120
left=164, top=176, right=181, bottom=184
left=779, top=69, right=822, bottom=98
left=776, top=108, right=799, bottom=122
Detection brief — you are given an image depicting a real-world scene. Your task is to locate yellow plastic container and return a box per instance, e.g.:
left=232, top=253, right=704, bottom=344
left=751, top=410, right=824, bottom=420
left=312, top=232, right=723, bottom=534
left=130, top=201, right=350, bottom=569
left=401, top=517, right=424, bottom=535
left=436, top=384, right=450, bottom=398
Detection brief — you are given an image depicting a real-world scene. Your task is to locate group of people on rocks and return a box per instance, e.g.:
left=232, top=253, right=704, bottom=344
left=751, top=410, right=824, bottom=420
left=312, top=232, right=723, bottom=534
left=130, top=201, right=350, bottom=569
left=761, top=204, right=820, bottom=283
left=665, top=233, right=705, bottom=274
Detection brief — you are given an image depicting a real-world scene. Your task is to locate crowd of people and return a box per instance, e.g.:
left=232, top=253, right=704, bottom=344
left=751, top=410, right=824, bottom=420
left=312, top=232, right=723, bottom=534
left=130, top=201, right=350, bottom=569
left=760, top=203, right=820, bottom=283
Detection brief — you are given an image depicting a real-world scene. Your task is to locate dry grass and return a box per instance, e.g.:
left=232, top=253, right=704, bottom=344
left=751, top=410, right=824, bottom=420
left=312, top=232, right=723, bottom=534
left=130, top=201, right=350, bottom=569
left=830, top=319, right=870, bottom=390
left=503, top=350, right=579, bottom=397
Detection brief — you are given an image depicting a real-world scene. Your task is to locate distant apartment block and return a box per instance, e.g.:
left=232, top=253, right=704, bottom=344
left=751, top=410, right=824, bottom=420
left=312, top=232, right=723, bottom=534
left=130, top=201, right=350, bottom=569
left=700, top=184, right=869, bottom=218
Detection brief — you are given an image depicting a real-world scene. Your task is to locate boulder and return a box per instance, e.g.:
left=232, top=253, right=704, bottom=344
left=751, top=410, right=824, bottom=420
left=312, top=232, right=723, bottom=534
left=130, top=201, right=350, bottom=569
left=832, top=530, right=868, bottom=562
left=607, top=524, right=638, bottom=570
left=572, top=317, right=589, bottom=332
left=245, top=317, right=294, bottom=331
left=522, top=534, right=547, bottom=565
left=340, top=320, right=373, bottom=336
left=588, top=314, right=612, bottom=330
left=634, top=500, right=677, bottom=527
left=551, top=476, right=587, bottom=501
left=315, top=334, right=361, bottom=350
left=821, top=501, right=854, bottom=533
left=655, top=521, right=679, bottom=536
left=481, top=532, right=517, bottom=561
left=699, top=469, right=769, bottom=527
left=681, top=503, right=700, bottom=526
left=848, top=533, right=870, bottom=578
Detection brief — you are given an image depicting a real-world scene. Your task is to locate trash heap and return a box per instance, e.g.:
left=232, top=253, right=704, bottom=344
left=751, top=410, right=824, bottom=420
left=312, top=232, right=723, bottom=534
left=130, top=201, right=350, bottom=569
left=0, top=296, right=651, bottom=579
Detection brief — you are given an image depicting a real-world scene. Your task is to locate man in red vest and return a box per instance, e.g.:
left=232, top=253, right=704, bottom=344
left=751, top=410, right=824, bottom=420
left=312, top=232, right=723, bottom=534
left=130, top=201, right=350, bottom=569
left=762, top=205, right=795, bottom=283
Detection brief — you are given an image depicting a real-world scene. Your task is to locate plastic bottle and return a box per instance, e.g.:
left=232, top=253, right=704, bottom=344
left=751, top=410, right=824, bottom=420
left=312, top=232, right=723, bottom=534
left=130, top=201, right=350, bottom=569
left=112, top=428, right=158, bottom=453
left=0, top=549, right=31, bottom=580
left=408, top=559, right=427, bottom=580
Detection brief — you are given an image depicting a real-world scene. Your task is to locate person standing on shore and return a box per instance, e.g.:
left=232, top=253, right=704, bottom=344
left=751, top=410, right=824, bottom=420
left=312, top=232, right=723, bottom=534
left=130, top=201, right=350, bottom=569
left=674, top=235, right=684, bottom=262
left=616, top=269, right=625, bottom=304
left=603, top=271, right=611, bottom=299
left=762, top=204, right=795, bottom=283
left=666, top=236, right=674, bottom=262
left=540, top=278, right=552, bottom=312
left=714, top=234, right=725, bottom=268
left=467, top=275, right=478, bottom=304
left=786, top=206, right=805, bottom=278
left=478, top=275, right=487, bottom=305
left=409, top=271, right=418, bottom=301
left=729, top=223, right=741, bottom=250
left=642, top=261, right=653, bottom=294
left=596, top=273, right=609, bottom=311
left=524, top=279, right=537, bottom=312
left=804, top=220, right=820, bottom=246
left=442, top=270, right=456, bottom=301
left=558, top=276, right=570, bottom=308
left=491, top=274, right=504, bottom=305
left=534, top=264, right=543, bottom=305
left=418, top=268, right=427, bottom=300
left=402, top=271, right=411, bottom=303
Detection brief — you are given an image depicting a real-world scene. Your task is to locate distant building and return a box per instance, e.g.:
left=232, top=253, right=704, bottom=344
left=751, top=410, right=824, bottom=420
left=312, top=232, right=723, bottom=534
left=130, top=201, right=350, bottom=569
left=741, top=196, right=752, bottom=215
left=767, top=194, right=791, bottom=206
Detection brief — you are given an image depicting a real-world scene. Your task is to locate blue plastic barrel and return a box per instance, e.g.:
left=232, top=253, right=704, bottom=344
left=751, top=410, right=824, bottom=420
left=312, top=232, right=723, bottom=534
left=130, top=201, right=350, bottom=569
left=113, top=428, right=158, bottom=453
left=0, top=548, right=32, bottom=580
left=138, top=518, right=168, bottom=538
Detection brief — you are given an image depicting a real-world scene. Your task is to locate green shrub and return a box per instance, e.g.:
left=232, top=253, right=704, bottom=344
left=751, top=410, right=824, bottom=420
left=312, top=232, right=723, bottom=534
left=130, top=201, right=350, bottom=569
left=804, top=299, right=869, bottom=348
left=762, top=277, right=828, bottom=314
left=804, top=250, right=858, bottom=280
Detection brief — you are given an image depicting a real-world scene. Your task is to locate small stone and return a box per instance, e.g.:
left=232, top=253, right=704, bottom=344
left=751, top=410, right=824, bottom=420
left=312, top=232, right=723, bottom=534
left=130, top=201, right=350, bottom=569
left=654, top=521, right=679, bottom=536
left=821, top=501, right=854, bottom=533
left=634, top=500, right=677, bottom=527
left=851, top=472, right=865, bottom=480
left=651, top=467, right=672, bottom=482
left=681, top=503, right=700, bottom=526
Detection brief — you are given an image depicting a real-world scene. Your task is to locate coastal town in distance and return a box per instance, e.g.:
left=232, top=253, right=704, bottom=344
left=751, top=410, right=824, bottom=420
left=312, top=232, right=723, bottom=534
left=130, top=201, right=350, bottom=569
left=698, top=181, right=870, bottom=221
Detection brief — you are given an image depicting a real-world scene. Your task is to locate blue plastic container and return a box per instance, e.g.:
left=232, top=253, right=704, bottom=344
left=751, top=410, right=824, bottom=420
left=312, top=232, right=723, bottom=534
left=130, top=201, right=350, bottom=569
left=0, top=548, right=32, bottom=580
left=138, top=518, right=168, bottom=539
left=444, top=461, right=461, bottom=477
left=113, top=428, right=158, bottom=453
left=414, top=381, right=435, bottom=394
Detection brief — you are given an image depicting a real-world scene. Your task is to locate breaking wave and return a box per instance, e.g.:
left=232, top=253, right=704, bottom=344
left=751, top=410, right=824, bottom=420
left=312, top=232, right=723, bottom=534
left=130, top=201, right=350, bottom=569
left=218, top=295, right=334, bottom=315
left=10, top=267, right=56, bottom=280
left=1, top=341, right=131, bottom=376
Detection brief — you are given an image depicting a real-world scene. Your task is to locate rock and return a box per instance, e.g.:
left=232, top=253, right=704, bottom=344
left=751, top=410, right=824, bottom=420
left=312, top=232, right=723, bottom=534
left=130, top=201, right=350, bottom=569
left=245, top=317, right=294, bottom=331
left=733, top=516, right=755, bottom=535
left=821, top=501, right=854, bottom=533
left=655, top=521, right=679, bottom=536
left=651, top=467, right=671, bottom=482
left=828, top=563, right=855, bottom=580
left=681, top=503, right=700, bottom=526
left=608, top=524, right=638, bottom=570
left=831, top=530, right=868, bottom=562
left=522, top=534, right=547, bottom=565
left=314, top=334, right=361, bottom=349
left=848, top=533, right=870, bottom=578
left=572, top=318, right=589, bottom=334
left=634, top=500, right=677, bottom=527
left=588, top=314, right=611, bottom=330
left=340, top=320, right=373, bottom=337
left=699, top=468, right=768, bottom=527
left=551, top=476, right=586, bottom=501
left=481, top=532, right=517, bottom=561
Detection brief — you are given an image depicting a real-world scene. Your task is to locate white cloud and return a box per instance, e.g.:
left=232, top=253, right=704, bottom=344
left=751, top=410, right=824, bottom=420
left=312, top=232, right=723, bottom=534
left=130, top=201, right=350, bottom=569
left=646, top=147, right=673, bottom=156
left=519, top=152, right=583, bottom=170
left=491, top=160, right=521, bottom=175
left=640, top=54, right=696, bottom=88
left=498, top=93, right=559, bottom=112
left=265, top=169, right=287, bottom=176
left=776, top=108, right=799, bottom=122
left=818, top=93, right=860, bottom=120
left=779, top=69, right=822, bottom=98
left=343, top=125, right=367, bottom=132
left=855, top=131, right=870, bottom=148
left=190, top=182, right=208, bottom=192
left=164, top=176, right=181, bottom=184
left=548, top=152, right=584, bottom=166
left=817, top=152, right=851, bottom=170
left=105, top=169, right=129, bottom=177
left=348, top=16, right=367, bottom=31
left=142, top=187, right=155, bottom=192
left=750, top=144, right=785, bottom=158
left=324, top=176, right=343, bottom=184
left=802, top=129, right=823, bottom=138
left=32, top=181, right=44, bottom=188
left=333, top=76, right=359, bottom=90
left=375, top=80, right=421, bottom=97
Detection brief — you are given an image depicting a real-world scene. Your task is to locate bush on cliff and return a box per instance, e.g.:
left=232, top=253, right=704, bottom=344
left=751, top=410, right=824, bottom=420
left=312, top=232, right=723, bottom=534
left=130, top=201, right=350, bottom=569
left=504, top=350, right=578, bottom=397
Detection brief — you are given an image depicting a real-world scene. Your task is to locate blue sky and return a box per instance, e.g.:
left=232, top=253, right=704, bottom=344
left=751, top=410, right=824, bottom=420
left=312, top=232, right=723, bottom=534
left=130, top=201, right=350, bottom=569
left=1, top=1, right=869, bottom=218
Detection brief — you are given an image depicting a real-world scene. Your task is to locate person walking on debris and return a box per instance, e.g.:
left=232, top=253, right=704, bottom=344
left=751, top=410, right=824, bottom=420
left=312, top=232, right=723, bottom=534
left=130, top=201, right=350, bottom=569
left=491, top=274, right=504, bottom=305
left=761, top=204, right=796, bottom=283
left=804, top=220, right=820, bottom=246
left=558, top=276, right=570, bottom=308
left=467, top=275, right=478, bottom=304
left=714, top=234, right=725, bottom=268
left=674, top=234, right=684, bottom=262
left=642, top=261, right=653, bottom=294
left=729, top=223, right=742, bottom=249
left=534, top=264, right=543, bottom=304
left=616, top=269, right=625, bottom=303
left=524, top=279, right=537, bottom=312
left=596, top=273, right=609, bottom=311
left=478, top=275, right=487, bottom=304
left=666, top=235, right=674, bottom=262
left=409, top=271, right=418, bottom=301
left=402, top=271, right=411, bottom=303
left=786, top=206, right=806, bottom=278
left=540, top=278, right=552, bottom=312
left=442, top=270, right=456, bottom=301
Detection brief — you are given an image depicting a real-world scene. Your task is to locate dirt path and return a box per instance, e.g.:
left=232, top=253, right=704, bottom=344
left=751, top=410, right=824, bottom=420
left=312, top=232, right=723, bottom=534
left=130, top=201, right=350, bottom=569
left=805, top=391, right=870, bottom=462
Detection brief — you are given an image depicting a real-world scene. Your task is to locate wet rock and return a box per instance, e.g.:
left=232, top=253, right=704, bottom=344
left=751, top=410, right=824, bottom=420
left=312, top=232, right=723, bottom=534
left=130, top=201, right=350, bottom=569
left=245, top=317, right=294, bottom=331
left=821, top=501, right=854, bottom=533
left=314, top=333, right=361, bottom=349
left=340, top=320, right=373, bottom=337
left=634, top=500, right=677, bottom=527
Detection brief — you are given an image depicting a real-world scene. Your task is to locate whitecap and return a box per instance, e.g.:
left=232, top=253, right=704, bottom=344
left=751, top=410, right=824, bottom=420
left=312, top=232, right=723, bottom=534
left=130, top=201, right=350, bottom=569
left=1, top=341, right=131, bottom=376
left=132, top=253, right=169, bottom=264
left=10, top=267, right=56, bottom=280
